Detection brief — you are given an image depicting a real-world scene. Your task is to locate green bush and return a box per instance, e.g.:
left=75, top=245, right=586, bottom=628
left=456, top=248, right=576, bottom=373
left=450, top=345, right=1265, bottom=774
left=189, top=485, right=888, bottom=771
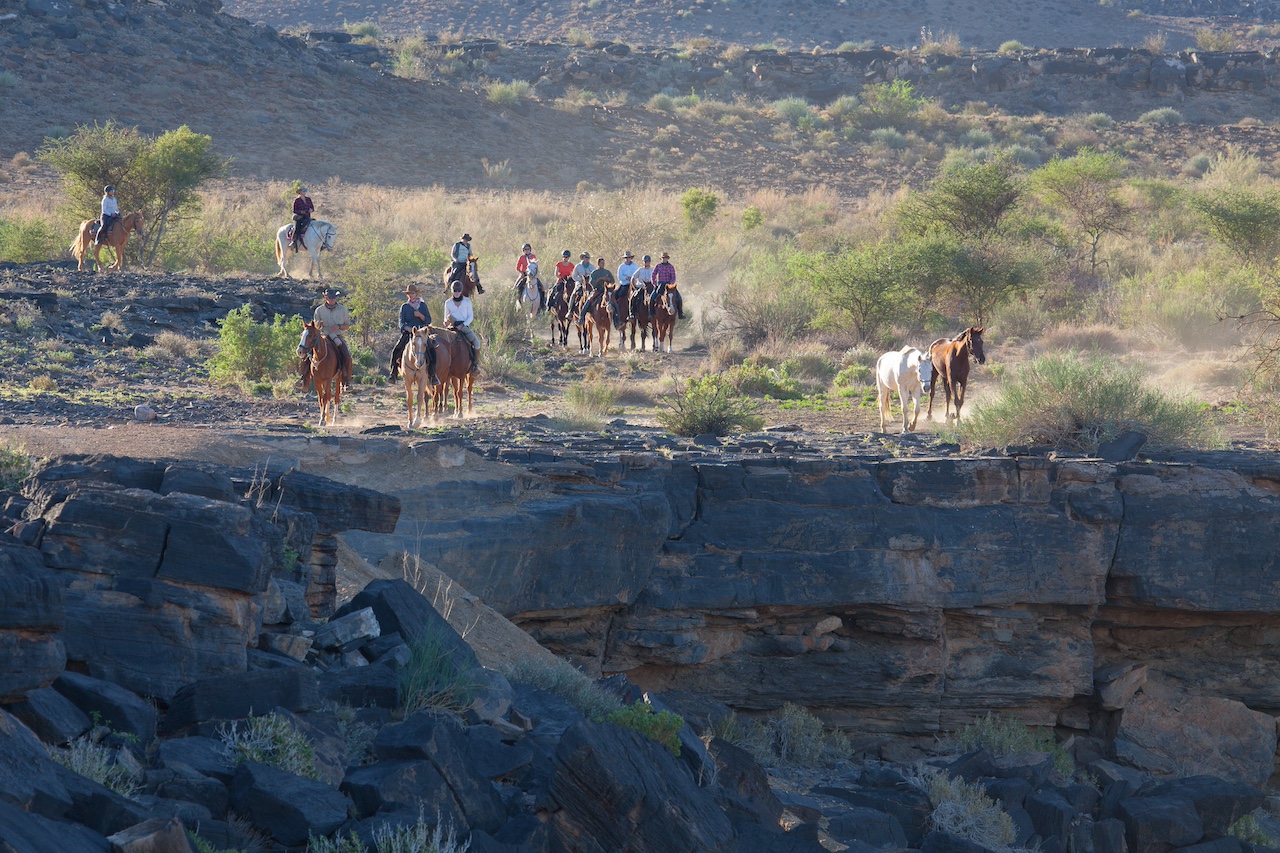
left=998, top=40, right=1026, bottom=53
left=954, top=712, right=1073, bottom=775
left=220, top=711, right=320, bottom=780
left=741, top=205, right=764, bottom=231
left=771, top=97, right=813, bottom=127
left=485, top=79, right=533, bottom=106
left=399, top=629, right=482, bottom=717
left=833, top=364, right=873, bottom=389
left=310, top=810, right=469, bottom=853
left=859, top=79, right=927, bottom=129
left=51, top=733, right=139, bottom=797
left=307, top=833, right=366, bottom=853
left=1195, top=27, right=1237, bottom=51
left=958, top=354, right=1218, bottom=453
left=1138, top=107, right=1183, bottom=126
left=502, top=657, right=621, bottom=720
left=207, top=305, right=305, bottom=387
left=658, top=375, right=764, bottom=437
left=0, top=216, right=64, bottom=263
left=727, top=361, right=804, bottom=399
left=1081, top=112, right=1114, bottom=129
left=869, top=127, right=908, bottom=150
left=1230, top=814, right=1277, bottom=846
left=343, top=20, right=381, bottom=38
left=0, top=443, right=31, bottom=491
left=923, top=771, right=1016, bottom=849
left=680, top=187, right=720, bottom=231
left=716, top=253, right=817, bottom=347
left=606, top=702, right=685, bottom=756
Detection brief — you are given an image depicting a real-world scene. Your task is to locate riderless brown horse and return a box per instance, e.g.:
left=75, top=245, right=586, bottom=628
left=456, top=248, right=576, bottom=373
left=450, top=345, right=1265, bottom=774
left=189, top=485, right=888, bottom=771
left=71, top=211, right=145, bottom=273
left=582, top=290, right=613, bottom=357
left=548, top=280, right=572, bottom=347
left=443, top=258, right=484, bottom=298
left=429, top=326, right=474, bottom=419
left=653, top=283, right=679, bottom=354
left=927, top=326, right=985, bottom=423
left=627, top=285, right=653, bottom=351
left=297, top=321, right=343, bottom=426
left=401, top=326, right=433, bottom=428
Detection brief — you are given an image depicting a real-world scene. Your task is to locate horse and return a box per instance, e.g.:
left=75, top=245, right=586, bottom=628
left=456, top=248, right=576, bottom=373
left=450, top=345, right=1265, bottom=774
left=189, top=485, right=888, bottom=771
left=876, top=346, right=934, bottom=434
left=547, top=279, right=572, bottom=347
left=444, top=258, right=483, bottom=298
left=627, top=286, right=653, bottom=351
left=71, top=211, right=145, bottom=273
left=927, top=326, right=986, bottom=424
left=653, top=283, right=679, bottom=354
left=581, top=290, right=612, bottom=357
left=608, top=282, right=631, bottom=332
left=516, top=273, right=542, bottom=324
left=429, top=326, right=474, bottom=419
left=570, top=286, right=590, bottom=353
left=401, top=326, right=433, bottom=428
left=274, top=220, right=337, bottom=280
left=297, top=321, right=343, bottom=426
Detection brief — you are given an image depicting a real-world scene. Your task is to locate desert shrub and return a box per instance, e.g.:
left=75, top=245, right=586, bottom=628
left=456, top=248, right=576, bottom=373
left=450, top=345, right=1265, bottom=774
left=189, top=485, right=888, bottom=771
left=502, top=657, right=622, bottom=719
left=922, top=771, right=1016, bottom=849
left=557, top=380, right=619, bottom=430
left=1138, top=107, right=1183, bottom=126
left=485, top=79, right=533, bottom=106
left=470, top=283, right=530, bottom=352
left=833, top=364, right=873, bottom=389
left=998, top=40, right=1026, bottom=53
left=715, top=254, right=817, bottom=347
left=0, top=443, right=31, bottom=491
left=710, top=712, right=773, bottom=762
left=768, top=703, right=850, bottom=768
left=399, top=628, right=482, bottom=717
left=1195, top=27, right=1237, bottom=51
left=1184, top=153, right=1213, bottom=177
left=208, top=305, right=305, bottom=387
left=658, top=375, right=764, bottom=436
left=0, top=216, right=64, bottom=263
left=52, top=733, right=139, bottom=798
left=771, top=97, right=813, bottom=127
left=869, top=127, right=908, bottom=150
left=220, top=711, right=320, bottom=781
left=918, top=28, right=961, bottom=56
left=1230, top=814, right=1277, bottom=846
left=959, top=354, right=1218, bottom=452
left=311, top=809, right=469, bottom=853
left=1080, top=112, right=1114, bottom=129
left=954, top=712, right=1074, bottom=775
left=859, top=79, right=927, bottom=129
left=606, top=702, right=684, bottom=756
left=307, top=833, right=367, bottom=853
left=343, top=20, right=381, bottom=38
left=741, top=205, right=764, bottom=231
left=143, top=330, right=208, bottom=361
left=482, top=348, right=538, bottom=385
left=647, top=93, right=675, bottom=111
left=726, top=360, right=804, bottom=398
left=680, top=187, right=720, bottom=231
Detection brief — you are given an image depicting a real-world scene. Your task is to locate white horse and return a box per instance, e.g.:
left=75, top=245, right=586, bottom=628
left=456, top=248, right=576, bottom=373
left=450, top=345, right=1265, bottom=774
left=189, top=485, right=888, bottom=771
left=274, top=219, right=337, bottom=279
left=876, top=346, right=934, bottom=434
left=516, top=259, right=542, bottom=323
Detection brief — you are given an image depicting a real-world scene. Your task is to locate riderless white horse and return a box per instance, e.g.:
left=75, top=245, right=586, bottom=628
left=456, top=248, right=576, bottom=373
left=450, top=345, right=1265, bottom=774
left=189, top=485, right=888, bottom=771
left=876, top=346, right=934, bottom=434
left=274, top=219, right=337, bottom=279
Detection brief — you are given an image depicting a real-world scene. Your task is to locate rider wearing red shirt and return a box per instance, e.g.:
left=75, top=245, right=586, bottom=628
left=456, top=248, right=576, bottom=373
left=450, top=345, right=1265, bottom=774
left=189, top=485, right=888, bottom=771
left=549, top=249, right=576, bottom=307
left=515, top=243, right=546, bottom=309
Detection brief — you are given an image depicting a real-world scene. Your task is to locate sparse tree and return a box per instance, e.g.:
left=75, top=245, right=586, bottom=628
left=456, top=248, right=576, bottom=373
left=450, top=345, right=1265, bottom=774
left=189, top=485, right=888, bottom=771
left=896, top=158, right=1024, bottom=245
left=1188, top=186, right=1280, bottom=272
left=1031, top=149, right=1129, bottom=274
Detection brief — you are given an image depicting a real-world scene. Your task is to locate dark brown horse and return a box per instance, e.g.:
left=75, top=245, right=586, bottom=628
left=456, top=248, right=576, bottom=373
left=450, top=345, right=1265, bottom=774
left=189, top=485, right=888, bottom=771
left=627, top=286, right=653, bottom=351
left=608, top=283, right=630, bottom=332
left=927, top=326, right=985, bottom=424
left=71, top=211, right=145, bottom=272
left=429, top=326, right=474, bottom=418
left=653, top=284, right=679, bottom=354
left=443, top=258, right=484, bottom=298
left=548, top=279, right=572, bottom=347
left=297, top=322, right=343, bottom=426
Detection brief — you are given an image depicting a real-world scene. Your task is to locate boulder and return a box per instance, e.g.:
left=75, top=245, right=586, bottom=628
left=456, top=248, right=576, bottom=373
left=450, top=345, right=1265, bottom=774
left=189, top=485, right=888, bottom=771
left=0, top=709, right=72, bottom=817
left=106, top=817, right=196, bottom=852
left=157, top=465, right=237, bottom=503
left=153, top=770, right=229, bottom=819
left=319, top=661, right=399, bottom=709
left=1096, top=662, right=1147, bottom=711
left=0, top=542, right=66, bottom=702
left=154, top=736, right=235, bottom=783
left=1142, top=776, right=1265, bottom=837
left=1118, top=795, right=1203, bottom=853
left=706, top=737, right=783, bottom=829
left=53, top=673, right=156, bottom=745
left=826, top=807, right=908, bottom=848
left=230, top=761, right=351, bottom=846
left=921, top=831, right=1001, bottom=853
left=340, top=760, right=467, bottom=829
left=163, top=668, right=320, bottom=733
left=314, top=606, right=380, bottom=651
left=0, top=798, right=107, bottom=851
left=335, top=580, right=478, bottom=671
left=5, top=685, right=91, bottom=745
left=819, top=786, right=931, bottom=846
left=56, top=765, right=151, bottom=836
left=549, top=720, right=734, bottom=853
left=1115, top=682, right=1276, bottom=786
left=1068, top=819, right=1127, bottom=853
left=1025, top=790, right=1077, bottom=843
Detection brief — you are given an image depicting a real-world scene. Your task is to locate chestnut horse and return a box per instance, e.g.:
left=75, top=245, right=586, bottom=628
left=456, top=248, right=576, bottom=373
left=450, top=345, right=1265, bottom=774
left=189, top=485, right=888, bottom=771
left=581, top=291, right=612, bottom=357
left=297, top=322, right=343, bottom=426
left=401, top=326, right=433, bottom=428
left=443, top=258, right=483, bottom=298
left=71, top=211, right=145, bottom=272
left=547, top=279, right=572, bottom=347
left=653, top=283, right=679, bottom=354
left=627, top=286, right=653, bottom=351
left=927, top=326, right=985, bottom=424
left=429, top=326, right=474, bottom=419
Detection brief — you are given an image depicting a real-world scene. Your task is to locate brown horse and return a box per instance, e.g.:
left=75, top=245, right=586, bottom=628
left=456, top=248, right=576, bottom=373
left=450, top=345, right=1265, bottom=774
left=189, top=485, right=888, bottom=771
left=548, top=279, right=572, bottom=347
left=429, top=326, right=474, bottom=419
left=297, top=321, right=343, bottom=426
left=628, top=286, right=653, bottom=351
left=927, top=326, right=986, bottom=424
left=71, top=211, right=145, bottom=272
left=608, top=283, right=630, bottom=332
left=582, top=291, right=612, bottom=357
left=443, top=258, right=484, bottom=298
left=401, top=326, right=433, bottom=428
left=653, top=283, right=679, bottom=354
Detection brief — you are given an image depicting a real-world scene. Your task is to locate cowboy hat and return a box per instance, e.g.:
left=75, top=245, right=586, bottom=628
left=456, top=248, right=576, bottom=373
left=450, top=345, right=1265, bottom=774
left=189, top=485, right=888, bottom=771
left=323, top=287, right=342, bottom=298
left=403, top=283, right=421, bottom=295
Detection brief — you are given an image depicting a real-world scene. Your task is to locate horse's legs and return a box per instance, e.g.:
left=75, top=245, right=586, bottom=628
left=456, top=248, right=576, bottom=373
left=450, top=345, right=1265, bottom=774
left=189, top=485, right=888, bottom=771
left=877, top=382, right=891, bottom=433
left=953, top=380, right=965, bottom=422
left=927, top=367, right=940, bottom=421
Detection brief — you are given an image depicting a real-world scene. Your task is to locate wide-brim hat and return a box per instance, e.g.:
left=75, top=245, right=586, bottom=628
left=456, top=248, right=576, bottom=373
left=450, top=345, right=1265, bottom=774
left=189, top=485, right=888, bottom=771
left=461, top=233, right=472, bottom=241
left=403, top=283, right=421, bottom=295
left=623, top=251, right=634, bottom=258
left=580, top=252, right=590, bottom=259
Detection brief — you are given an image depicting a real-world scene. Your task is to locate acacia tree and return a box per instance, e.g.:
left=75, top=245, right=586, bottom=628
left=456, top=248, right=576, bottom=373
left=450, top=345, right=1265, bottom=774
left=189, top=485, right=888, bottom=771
left=791, top=243, right=913, bottom=343
left=1187, top=186, right=1280, bottom=273
left=1031, top=149, right=1128, bottom=274
left=896, top=158, right=1024, bottom=245
left=39, top=122, right=227, bottom=266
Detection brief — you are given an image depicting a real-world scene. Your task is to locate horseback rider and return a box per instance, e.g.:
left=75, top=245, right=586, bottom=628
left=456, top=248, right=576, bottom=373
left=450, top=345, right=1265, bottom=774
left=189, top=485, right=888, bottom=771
left=650, top=251, right=685, bottom=319
left=444, top=280, right=480, bottom=372
left=389, top=283, right=439, bottom=386
left=630, top=253, right=654, bottom=315
left=291, top=187, right=314, bottom=252
left=96, top=186, right=120, bottom=246
left=514, top=243, right=546, bottom=310
left=314, top=287, right=354, bottom=390
left=578, top=257, right=616, bottom=328
left=617, top=251, right=639, bottom=289
left=570, top=251, right=595, bottom=309
left=448, top=233, right=473, bottom=288
left=550, top=249, right=576, bottom=307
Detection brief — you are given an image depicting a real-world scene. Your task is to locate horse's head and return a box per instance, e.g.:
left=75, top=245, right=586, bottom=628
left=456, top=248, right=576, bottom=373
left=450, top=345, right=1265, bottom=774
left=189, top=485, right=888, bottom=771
left=915, top=350, right=934, bottom=387
left=409, top=326, right=430, bottom=370
left=969, top=327, right=986, bottom=365
left=321, top=222, right=337, bottom=250
left=298, top=322, right=317, bottom=357
left=128, top=211, right=146, bottom=237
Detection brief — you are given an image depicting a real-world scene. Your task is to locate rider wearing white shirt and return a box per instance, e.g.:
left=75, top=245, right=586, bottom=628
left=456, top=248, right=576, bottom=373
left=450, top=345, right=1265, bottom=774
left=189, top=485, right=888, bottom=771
left=98, top=186, right=120, bottom=245
left=445, top=280, right=480, bottom=371
left=617, top=251, right=639, bottom=287
left=571, top=252, right=595, bottom=307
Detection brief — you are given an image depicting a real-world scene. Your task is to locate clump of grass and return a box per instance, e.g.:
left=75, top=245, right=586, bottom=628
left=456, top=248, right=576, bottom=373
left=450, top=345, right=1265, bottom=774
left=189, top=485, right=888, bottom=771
left=771, top=97, right=813, bottom=127
left=144, top=330, right=209, bottom=361
left=833, top=364, right=873, bottom=390
left=28, top=375, right=57, bottom=393
left=1081, top=112, right=1114, bottom=129
left=953, top=712, right=1073, bottom=776
left=769, top=702, right=850, bottom=768
left=398, top=630, right=483, bottom=717
left=998, top=40, right=1026, bottom=54
left=220, top=712, right=320, bottom=781
left=553, top=380, right=619, bottom=430
left=484, top=79, right=533, bottom=106
left=710, top=712, right=775, bottom=765
left=51, top=733, right=140, bottom=798
left=310, top=809, right=469, bottom=853
left=502, top=657, right=621, bottom=720
left=1230, top=814, right=1278, bottom=846
left=920, top=770, right=1016, bottom=849
left=657, top=375, right=763, bottom=437
left=606, top=702, right=684, bottom=756
left=1195, top=27, right=1237, bottom=51
left=869, top=127, right=909, bottom=150
left=342, top=20, right=381, bottom=38
left=0, top=443, right=31, bottom=491
left=1142, top=31, right=1168, bottom=52
left=1138, top=107, right=1183, bottom=126
left=959, top=354, right=1217, bottom=453
left=918, top=27, right=961, bottom=56
left=482, top=348, right=538, bottom=385
left=727, top=361, right=804, bottom=399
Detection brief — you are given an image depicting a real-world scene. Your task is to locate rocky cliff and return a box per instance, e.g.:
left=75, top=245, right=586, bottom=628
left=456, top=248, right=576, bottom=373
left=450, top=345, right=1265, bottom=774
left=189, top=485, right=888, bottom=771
left=344, top=435, right=1280, bottom=785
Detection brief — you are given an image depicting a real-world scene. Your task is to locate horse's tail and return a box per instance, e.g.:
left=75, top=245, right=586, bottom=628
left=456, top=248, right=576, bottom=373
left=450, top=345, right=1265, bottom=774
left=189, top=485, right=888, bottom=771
left=274, top=236, right=283, bottom=265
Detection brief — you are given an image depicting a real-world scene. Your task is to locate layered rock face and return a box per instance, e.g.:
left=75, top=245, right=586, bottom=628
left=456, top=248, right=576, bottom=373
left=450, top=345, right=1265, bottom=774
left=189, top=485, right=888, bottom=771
left=351, top=445, right=1280, bottom=782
